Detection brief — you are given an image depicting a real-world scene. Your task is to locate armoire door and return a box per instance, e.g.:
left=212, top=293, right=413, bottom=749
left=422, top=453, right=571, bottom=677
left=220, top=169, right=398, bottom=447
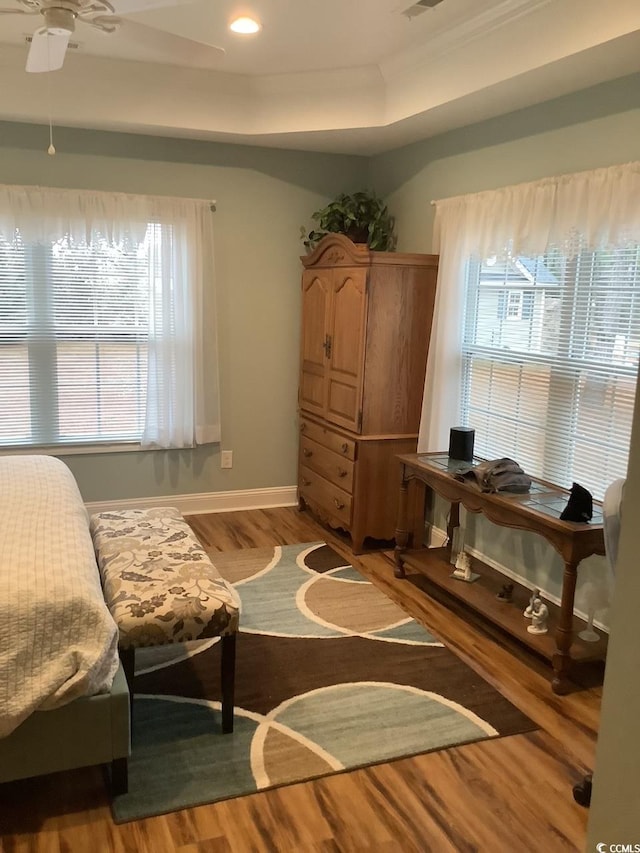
left=299, top=269, right=331, bottom=418
left=325, top=267, right=368, bottom=432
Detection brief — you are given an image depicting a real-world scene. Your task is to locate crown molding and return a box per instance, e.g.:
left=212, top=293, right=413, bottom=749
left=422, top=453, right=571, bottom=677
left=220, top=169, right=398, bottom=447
left=0, top=0, right=636, bottom=155
left=381, top=0, right=555, bottom=80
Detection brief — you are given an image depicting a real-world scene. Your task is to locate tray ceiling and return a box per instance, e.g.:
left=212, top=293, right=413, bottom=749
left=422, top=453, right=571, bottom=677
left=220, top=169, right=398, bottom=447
left=0, top=0, right=639, bottom=153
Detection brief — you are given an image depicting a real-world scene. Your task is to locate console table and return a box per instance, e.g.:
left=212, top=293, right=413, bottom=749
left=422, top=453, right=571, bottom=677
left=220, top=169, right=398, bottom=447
left=394, top=452, right=607, bottom=694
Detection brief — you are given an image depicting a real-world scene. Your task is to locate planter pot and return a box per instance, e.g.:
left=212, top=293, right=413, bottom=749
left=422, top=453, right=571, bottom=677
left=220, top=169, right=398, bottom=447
left=345, top=227, right=369, bottom=244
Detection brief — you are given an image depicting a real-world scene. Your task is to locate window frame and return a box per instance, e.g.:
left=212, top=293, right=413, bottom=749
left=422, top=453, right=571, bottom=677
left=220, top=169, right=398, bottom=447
left=505, top=290, right=523, bottom=320
left=0, top=235, right=153, bottom=454
left=460, top=247, right=640, bottom=498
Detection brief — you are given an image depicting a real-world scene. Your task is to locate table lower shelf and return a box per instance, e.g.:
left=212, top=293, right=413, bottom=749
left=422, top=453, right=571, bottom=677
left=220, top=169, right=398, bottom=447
left=399, top=547, right=608, bottom=664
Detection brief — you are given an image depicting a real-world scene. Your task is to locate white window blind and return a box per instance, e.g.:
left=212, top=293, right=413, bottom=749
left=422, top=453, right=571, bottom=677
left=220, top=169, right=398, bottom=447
left=0, top=185, right=220, bottom=451
left=461, top=246, right=640, bottom=499
left=1, top=228, right=157, bottom=448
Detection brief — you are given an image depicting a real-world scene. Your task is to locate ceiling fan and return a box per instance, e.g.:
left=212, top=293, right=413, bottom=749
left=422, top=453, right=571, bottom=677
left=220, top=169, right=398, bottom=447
left=0, top=0, right=225, bottom=73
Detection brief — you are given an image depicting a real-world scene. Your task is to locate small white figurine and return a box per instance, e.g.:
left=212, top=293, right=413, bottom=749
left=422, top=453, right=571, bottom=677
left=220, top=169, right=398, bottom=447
left=524, top=587, right=541, bottom=618
left=527, top=597, right=549, bottom=634
left=452, top=550, right=472, bottom=580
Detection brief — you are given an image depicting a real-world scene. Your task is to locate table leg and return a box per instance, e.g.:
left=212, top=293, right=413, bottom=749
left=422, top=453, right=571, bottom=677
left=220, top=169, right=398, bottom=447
left=409, top=479, right=428, bottom=549
left=447, top=501, right=462, bottom=563
left=447, top=501, right=460, bottom=543
left=552, top=558, right=579, bottom=694
left=394, top=475, right=410, bottom=578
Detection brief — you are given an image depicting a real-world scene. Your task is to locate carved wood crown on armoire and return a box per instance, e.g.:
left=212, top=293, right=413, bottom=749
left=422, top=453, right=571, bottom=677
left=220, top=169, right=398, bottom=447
left=297, top=233, right=438, bottom=553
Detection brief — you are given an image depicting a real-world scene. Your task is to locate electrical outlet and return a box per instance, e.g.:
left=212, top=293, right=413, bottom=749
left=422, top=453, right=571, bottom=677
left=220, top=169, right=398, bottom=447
left=221, top=450, right=233, bottom=469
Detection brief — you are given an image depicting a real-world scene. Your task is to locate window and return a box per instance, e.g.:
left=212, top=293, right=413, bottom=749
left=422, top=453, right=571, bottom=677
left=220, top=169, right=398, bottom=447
left=505, top=290, right=522, bottom=319
left=461, top=246, right=640, bottom=498
left=426, top=162, right=640, bottom=501
left=0, top=230, right=160, bottom=448
left=0, top=185, right=219, bottom=451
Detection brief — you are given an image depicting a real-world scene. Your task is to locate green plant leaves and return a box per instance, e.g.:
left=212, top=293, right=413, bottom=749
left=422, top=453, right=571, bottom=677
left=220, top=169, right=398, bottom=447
left=301, top=190, right=396, bottom=252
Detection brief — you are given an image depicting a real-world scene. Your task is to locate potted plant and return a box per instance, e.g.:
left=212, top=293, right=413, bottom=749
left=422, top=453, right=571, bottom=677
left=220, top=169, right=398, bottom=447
left=301, top=190, right=397, bottom=252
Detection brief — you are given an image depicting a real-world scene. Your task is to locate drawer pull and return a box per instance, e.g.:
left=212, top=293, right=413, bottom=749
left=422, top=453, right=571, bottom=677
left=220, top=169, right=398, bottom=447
left=303, top=448, right=313, bottom=457
left=341, top=442, right=349, bottom=454
left=334, top=498, right=345, bottom=510
left=337, top=468, right=348, bottom=478
left=301, top=477, right=311, bottom=487
left=300, top=422, right=306, bottom=432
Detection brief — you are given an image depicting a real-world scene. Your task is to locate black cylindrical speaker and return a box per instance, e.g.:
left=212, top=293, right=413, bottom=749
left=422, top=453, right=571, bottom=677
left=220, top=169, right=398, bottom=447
left=449, top=427, right=475, bottom=462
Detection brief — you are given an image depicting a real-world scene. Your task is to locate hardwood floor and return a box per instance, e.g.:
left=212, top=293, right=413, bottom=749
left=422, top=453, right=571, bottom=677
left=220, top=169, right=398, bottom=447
left=0, top=507, right=598, bottom=853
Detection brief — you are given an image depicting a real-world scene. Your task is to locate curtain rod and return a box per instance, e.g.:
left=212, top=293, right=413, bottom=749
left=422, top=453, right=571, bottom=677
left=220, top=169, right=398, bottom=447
left=0, top=182, right=217, bottom=211
left=430, top=162, right=640, bottom=209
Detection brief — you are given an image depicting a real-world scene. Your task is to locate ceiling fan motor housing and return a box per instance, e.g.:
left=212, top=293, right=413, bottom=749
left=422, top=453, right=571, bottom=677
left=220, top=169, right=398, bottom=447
left=41, top=1, right=79, bottom=34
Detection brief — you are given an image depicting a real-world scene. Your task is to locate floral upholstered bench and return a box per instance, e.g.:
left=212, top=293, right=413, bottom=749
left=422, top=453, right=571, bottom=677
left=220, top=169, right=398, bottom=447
left=90, top=507, right=240, bottom=733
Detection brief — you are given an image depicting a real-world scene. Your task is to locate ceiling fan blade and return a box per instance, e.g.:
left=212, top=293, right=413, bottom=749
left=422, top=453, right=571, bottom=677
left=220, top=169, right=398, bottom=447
left=120, top=18, right=224, bottom=68
left=26, top=29, right=70, bottom=73
left=111, top=0, right=196, bottom=14
left=0, top=0, right=41, bottom=12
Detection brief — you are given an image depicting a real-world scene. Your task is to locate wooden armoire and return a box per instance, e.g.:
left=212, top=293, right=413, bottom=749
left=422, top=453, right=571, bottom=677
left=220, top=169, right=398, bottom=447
left=297, top=233, right=438, bottom=553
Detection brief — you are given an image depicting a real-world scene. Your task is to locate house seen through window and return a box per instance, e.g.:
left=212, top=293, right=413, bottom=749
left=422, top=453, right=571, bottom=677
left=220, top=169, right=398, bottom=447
left=461, top=247, right=640, bottom=499
left=0, top=226, right=166, bottom=448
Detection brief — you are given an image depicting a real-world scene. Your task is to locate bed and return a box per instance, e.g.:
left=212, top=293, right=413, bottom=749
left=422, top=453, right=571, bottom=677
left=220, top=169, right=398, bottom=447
left=0, top=455, right=130, bottom=791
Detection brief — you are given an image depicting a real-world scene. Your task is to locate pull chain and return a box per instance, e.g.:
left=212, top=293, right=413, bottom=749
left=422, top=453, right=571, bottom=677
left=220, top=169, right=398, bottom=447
left=47, top=35, right=55, bottom=155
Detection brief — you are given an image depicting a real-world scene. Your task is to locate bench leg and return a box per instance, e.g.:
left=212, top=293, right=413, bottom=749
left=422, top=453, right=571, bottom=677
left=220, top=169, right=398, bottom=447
left=221, top=634, right=236, bottom=734
left=120, top=647, right=135, bottom=720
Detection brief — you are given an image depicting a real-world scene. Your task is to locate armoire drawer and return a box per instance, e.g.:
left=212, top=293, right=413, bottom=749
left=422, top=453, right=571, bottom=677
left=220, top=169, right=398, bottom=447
left=299, top=464, right=352, bottom=526
left=299, top=437, right=355, bottom=493
left=299, top=417, right=356, bottom=461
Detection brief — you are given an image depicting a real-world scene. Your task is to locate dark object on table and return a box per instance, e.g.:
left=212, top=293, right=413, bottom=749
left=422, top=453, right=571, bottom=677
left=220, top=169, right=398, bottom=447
left=560, top=482, right=593, bottom=522
left=573, top=774, right=592, bottom=807
left=496, top=583, right=514, bottom=602
left=455, top=457, right=532, bottom=494
left=449, top=427, right=475, bottom=462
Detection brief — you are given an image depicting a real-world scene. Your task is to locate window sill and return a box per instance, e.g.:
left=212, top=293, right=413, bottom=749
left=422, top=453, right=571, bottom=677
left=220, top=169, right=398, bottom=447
left=0, top=442, right=149, bottom=457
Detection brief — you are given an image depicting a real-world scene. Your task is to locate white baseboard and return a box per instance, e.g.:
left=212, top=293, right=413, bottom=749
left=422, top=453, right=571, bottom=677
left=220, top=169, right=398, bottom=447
left=85, top=485, right=299, bottom=516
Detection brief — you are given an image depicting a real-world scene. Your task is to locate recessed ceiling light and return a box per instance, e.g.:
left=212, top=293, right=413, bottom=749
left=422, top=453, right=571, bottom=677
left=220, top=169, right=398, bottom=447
left=229, top=16, right=261, bottom=35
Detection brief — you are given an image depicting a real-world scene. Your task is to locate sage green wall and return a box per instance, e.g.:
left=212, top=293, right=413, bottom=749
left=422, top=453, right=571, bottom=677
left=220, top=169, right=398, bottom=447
left=372, top=72, right=640, bottom=254
left=0, top=122, right=368, bottom=502
left=371, top=73, right=640, bottom=625
left=2, top=73, right=638, bottom=618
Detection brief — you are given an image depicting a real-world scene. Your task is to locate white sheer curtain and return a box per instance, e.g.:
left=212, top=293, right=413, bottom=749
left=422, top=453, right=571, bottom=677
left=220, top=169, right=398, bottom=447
left=418, top=161, right=640, bottom=452
left=141, top=200, right=221, bottom=449
left=0, top=184, right=220, bottom=450
left=0, top=184, right=152, bottom=246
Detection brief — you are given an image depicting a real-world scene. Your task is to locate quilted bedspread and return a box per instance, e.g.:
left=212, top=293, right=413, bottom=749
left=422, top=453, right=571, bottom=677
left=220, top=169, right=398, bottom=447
left=0, top=455, right=118, bottom=737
